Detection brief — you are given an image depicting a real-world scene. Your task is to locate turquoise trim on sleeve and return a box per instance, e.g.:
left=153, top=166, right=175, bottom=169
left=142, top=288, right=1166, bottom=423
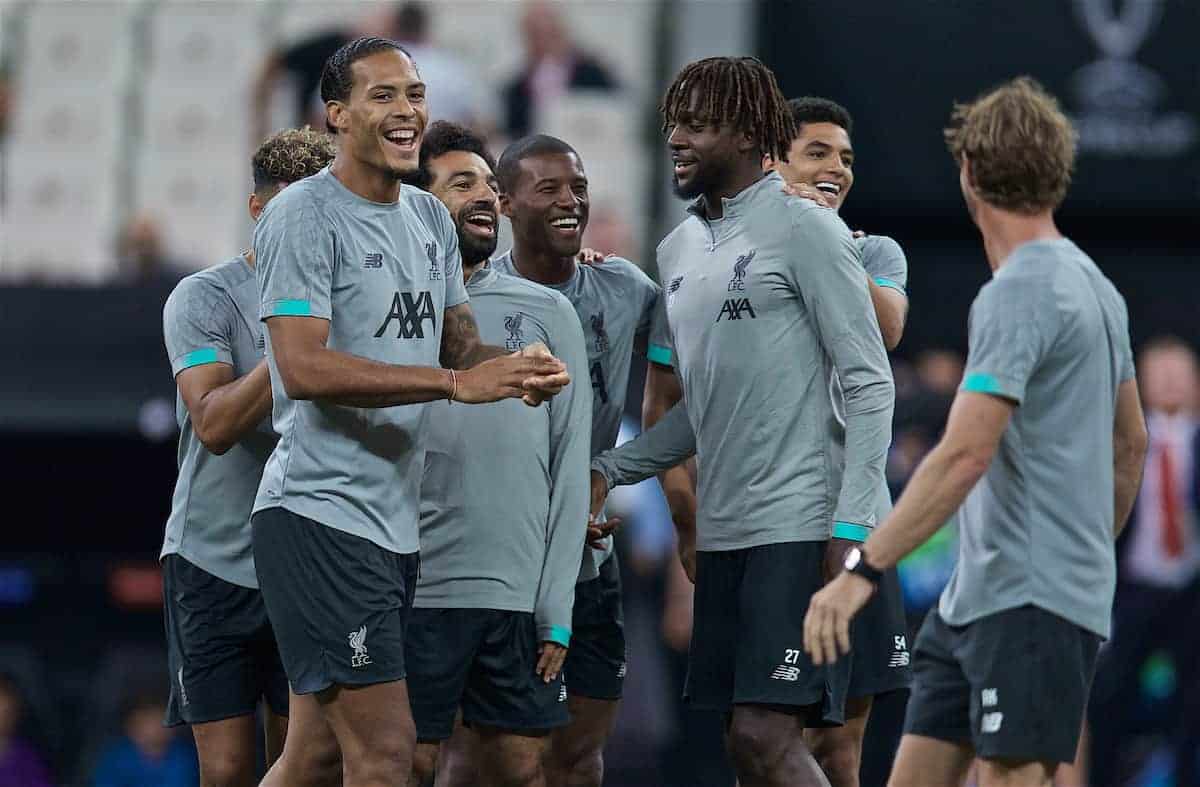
left=546, top=626, right=572, bottom=647
left=272, top=299, right=312, bottom=317
left=833, top=522, right=871, bottom=542
left=180, top=348, right=220, bottom=369
left=647, top=343, right=673, bottom=366
left=873, top=277, right=906, bottom=294
left=962, top=373, right=1003, bottom=395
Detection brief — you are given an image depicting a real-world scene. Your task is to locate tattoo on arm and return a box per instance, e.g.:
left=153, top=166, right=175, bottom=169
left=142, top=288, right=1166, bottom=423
left=440, top=303, right=506, bottom=369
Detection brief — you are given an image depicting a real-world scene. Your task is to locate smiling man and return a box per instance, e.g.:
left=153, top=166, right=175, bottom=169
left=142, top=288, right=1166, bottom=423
left=403, top=121, right=592, bottom=787
left=250, top=38, right=572, bottom=787
left=588, top=57, right=894, bottom=787
left=491, top=134, right=662, bottom=787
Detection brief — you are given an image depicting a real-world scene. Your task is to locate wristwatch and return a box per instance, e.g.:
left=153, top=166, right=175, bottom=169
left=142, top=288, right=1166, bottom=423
left=843, top=546, right=883, bottom=585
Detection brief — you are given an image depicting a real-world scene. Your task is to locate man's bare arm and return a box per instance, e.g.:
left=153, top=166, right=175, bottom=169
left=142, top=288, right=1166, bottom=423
left=1112, top=378, right=1149, bottom=539
left=267, top=314, right=566, bottom=407
left=867, top=277, right=908, bottom=350
left=863, top=391, right=1014, bottom=570
left=440, top=302, right=507, bottom=369
left=643, top=363, right=698, bottom=579
left=177, top=360, right=272, bottom=455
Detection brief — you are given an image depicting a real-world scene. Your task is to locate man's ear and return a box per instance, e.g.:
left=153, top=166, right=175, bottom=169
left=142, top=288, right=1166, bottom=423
left=326, top=101, right=350, bottom=135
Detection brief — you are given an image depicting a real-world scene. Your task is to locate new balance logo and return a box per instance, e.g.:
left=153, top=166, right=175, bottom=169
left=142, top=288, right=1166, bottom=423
left=374, top=291, right=437, bottom=339
left=771, top=665, right=801, bottom=681
left=981, top=711, right=1004, bottom=734
left=349, top=625, right=372, bottom=668
left=667, top=275, right=684, bottom=305
left=178, top=667, right=188, bottom=706
left=364, top=252, right=384, bottom=269
left=426, top=242, right=441, bottom=280
left=504, top=312, right=526, bottom=350
left=558, top=684, right=568, bottom=702
left=727, top=249, right=755, bottom=291
left=982, top=688, right=998, bottom=708
left=716, top=298, right=756, bottom=321
left=890, top=634, right=910, bottom=667
left=617, top=662, right=627, bottom=679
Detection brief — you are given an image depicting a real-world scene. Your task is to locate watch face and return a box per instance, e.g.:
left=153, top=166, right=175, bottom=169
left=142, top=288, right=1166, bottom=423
left=844, top=547, right=862, bottom=571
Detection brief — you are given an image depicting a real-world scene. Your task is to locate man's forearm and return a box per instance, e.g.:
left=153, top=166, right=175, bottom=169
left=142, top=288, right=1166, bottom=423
left=659, top=465, right=697, bottom=541
left=864, top=441, right=986, bottom=569
left=867, top=276, right=906, bottom=351
left=592, top=401, right=697, bottom=488
left=195, top=361, right=273, bottom=453
left=283, top=345, right=452, bottom=407
left=1113, top=453, right=1146, bottom=538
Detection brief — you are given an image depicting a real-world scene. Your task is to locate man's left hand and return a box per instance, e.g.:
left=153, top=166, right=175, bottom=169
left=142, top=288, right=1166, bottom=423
left=803, top=571, right=875, bottom=666
left=536, top=641, right=568, bottom=683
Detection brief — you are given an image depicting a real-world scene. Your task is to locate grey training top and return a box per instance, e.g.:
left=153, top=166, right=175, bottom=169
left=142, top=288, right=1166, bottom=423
left=939, top=239, right=1134, bottom=639
left=253, top=168, right=468, bottom=554
left=594, top=173, right=894, bottom=551
left=492, top=251, right=659, bottom=580
left=416, top=265, right=592, bottom=645
left=162, top=256, right=276, bottom=588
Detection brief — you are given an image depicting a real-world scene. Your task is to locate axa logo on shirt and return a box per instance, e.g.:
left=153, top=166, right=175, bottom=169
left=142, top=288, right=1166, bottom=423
left=374, top=291, right=437, bottom=339
left=716, top=298, right=756, bottom=322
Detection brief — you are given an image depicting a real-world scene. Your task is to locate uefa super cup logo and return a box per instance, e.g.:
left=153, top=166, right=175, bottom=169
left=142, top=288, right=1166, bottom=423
left=1069, top=0, right=1196, bottom=155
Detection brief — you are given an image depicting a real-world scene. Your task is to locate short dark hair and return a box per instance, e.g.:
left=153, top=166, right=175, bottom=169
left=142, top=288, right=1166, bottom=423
left=660, top=57, right=796, bottom=163
left=409, top=121, right=496, bottom=191
left=787, top=96, right=853, bottom=136
left=252, top=127, right=337, bottom=192
left=496, top=134, right=580, bottom=193
left=319, top=37, right=412, bottom=134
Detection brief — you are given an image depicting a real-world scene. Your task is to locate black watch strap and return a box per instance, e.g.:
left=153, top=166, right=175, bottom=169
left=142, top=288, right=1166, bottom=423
left=846, top=547, right=883, bottom=584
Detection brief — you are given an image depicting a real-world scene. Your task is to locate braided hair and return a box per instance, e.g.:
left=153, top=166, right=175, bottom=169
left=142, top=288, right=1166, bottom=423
left=318, top=37, right=412, bottom=134
left=660, top=56, right=796, bottom=163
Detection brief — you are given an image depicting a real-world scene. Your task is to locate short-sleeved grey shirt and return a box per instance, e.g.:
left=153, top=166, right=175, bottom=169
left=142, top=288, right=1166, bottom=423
left=939, top=239, right=1135, bottom=638
left=253, top=168, right=468, bottom=554
left=162, top=256, right=275, bottom=588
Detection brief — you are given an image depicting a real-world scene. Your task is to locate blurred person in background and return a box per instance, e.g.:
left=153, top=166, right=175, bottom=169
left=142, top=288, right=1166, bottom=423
left=251, top=2, right=482, bottom=144
left=501, top=1, right=617, bottom=140
left=114, top=214, right=187, bottom=289
left=0, top=673, right=53, bottom=787
left=91, top=689, right=198, bottom=787
left=1090, top=336, right=1200, bottom=787
left=160, top=127, right=335, bottom=787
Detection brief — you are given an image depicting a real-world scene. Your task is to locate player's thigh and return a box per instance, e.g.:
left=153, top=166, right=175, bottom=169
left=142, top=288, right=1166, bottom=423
left=317, top=679, right=417, bottom=765
left=407, top=608, right=483, bottom=745
left=252, top=508, right=418, bottom=696
left=191, top=714, right=259, bottom=784
left=733, top=542, right=842, bottom=727
left=435, top=716, right=479, bottom=787
left=266, top=690, right=340, bottom=787
left=563, top=554, right=626, bottom=703
left=163, top=555, right=272, bottom=728
left=958, top=607, right=1098, bottom=766
left=975, top=757, right=1056, bottom=787
left=262, top=705, right=289, bottom=770
left=464, top=611, right=568, bottom=737
left=886, top=734, right=973, bottom=787
left=475, top=724, right=550, bottom=783
left=804, top=695, right=872, bottom=771
left=551, top=695, right=619, bottom=762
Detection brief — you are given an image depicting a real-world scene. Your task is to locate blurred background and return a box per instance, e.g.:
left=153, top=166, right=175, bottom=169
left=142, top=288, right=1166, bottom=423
left=0, top=0, right=1197, bottom=785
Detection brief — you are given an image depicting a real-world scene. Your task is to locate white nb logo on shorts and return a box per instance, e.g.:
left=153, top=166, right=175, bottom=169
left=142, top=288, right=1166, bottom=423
left=348, top=625, right=372, bottom=668
left=770, top=665, right=801, bottom=682
left=982, top=688, right=999, bottom=708
left=981, top=711, right=1004, bottom=734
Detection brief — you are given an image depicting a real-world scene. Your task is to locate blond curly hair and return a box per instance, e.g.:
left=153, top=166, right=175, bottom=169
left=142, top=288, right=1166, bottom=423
left=252, top=126, right=336, bottom=192
left=944, top=77, right=1077, bottom=214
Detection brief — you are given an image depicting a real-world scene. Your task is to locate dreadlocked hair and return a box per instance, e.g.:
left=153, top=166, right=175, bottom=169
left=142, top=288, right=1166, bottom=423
left=660, top=56, right=796, bottom=163
left=319, top=37, right=412, bottom=134
left=252, top=127, right=337, bottom=192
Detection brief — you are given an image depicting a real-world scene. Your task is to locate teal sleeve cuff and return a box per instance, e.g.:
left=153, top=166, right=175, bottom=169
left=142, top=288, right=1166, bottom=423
left=833, top=522, right=871, bottom=542
left=546, top=626, right=571, bottom=647
left=961, top=373, right=1002, bottom=395
left=873, top=277, right=906, bottom=294
left=269, top=299, right=312, bottom=317
left=647, top=343, right=673, bottom=366
left=179, top=348, right=220, bottom=370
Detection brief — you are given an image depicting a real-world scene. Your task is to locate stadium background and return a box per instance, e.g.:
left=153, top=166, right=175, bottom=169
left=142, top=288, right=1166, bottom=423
left=0, top=0, right=1197, bottom=785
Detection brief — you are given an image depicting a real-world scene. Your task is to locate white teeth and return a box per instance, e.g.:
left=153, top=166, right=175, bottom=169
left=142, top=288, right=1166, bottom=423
left=815, top=181, right=841, bottom=194
left=386, top=130, right=416, bottom=143
left=468, top=213, right=494, bottom=224
left=551, top=218, right=579, bottom=228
